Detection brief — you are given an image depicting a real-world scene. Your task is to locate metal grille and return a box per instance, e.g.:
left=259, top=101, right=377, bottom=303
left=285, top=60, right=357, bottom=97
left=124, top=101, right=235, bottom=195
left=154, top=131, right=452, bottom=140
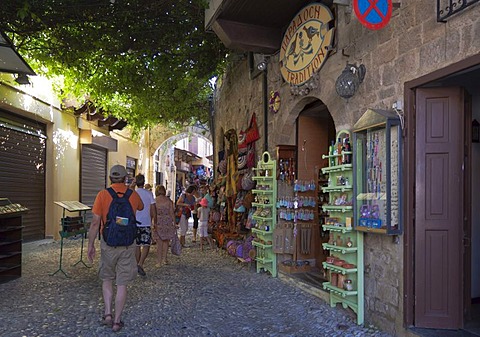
left=437, top=0, right=480, bottom=22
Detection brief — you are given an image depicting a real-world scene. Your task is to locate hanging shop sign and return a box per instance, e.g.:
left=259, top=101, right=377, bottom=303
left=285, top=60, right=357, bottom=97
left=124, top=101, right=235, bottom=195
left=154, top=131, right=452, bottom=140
left=353, top=0, right=392, bottom=30
left=279, top=3, right=335, bottom=86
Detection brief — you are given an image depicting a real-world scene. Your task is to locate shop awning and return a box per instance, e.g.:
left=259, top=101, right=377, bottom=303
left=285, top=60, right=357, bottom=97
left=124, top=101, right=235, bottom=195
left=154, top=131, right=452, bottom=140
left=0, top=31, right=36, bottom=76
left=174, top=147, right=201, bottom=163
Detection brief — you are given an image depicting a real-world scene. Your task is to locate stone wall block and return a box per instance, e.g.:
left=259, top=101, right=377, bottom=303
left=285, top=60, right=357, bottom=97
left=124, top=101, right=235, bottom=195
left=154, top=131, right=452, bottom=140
left=377, top=19, right=394, bottom=45
left=470, top=20, right=480, bottom=52
left=419, top=37, right=446, bottom=72
left=380, top=62, right=400, bottom=87
left=396, top=52, right=420, bottom=83
left=377, top=283, right=400, bottom=307
left=364, top=63, right=381, bottom=93
left=355, top=31, right=379, bottom=60
left=414, top=0, right=434, bottom=27
left=377, top=38, right=398, bottom=65
left=398, top=27, right=422, bottom=53
left=393, top=4, right=417, bottom=34
left=422, top=17, right=446, bottom=44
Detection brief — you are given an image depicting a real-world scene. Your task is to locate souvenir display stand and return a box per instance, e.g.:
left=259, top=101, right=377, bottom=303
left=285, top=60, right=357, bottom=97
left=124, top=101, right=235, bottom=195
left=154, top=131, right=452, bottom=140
left=251, top=152, right=277, bottom=277
left=275, top=145, right=301, bottom=273
left=321, top=130, right=364, bottom=325
left=0, top=198, right=28, bottom=283
left=51, top=201, right=91, bottom=278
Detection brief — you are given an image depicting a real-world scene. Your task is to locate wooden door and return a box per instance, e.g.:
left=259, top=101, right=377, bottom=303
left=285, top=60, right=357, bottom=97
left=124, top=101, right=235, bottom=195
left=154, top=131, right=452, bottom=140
left=415, top=87, right=464, bottom=329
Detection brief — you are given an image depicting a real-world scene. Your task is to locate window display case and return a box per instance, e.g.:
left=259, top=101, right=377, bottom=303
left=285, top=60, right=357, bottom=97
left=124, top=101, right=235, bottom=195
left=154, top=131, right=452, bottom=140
left=353, top=108, right=403, bottom=235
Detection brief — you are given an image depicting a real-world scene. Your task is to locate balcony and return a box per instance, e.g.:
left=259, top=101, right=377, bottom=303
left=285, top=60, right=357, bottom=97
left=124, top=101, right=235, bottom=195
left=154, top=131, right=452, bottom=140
left=205, top=0, right=312, bottom=54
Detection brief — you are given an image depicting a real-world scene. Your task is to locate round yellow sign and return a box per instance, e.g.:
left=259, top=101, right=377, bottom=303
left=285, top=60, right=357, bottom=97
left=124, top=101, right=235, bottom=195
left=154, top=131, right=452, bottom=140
left=280, top=3, right=335, bottom=86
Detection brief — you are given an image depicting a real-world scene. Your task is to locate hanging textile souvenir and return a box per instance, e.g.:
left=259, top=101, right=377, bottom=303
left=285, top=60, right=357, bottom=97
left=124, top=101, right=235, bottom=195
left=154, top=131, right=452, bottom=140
left=245, top=113, right=260, bottom=144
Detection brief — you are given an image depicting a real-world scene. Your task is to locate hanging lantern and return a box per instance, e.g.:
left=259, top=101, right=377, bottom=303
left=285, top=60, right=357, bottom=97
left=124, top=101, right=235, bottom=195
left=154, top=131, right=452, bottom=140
left=335, top=64, right=366, bottom=99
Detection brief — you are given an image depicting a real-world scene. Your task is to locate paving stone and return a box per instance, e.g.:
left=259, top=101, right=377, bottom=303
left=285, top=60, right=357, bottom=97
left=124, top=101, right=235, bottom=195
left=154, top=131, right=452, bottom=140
left=0, top=232, right=393, bottom=337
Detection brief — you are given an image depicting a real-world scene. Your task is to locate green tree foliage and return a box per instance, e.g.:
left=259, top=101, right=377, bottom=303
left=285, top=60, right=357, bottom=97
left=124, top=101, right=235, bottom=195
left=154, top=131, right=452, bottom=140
left=0, top=0, right=227, bottom=130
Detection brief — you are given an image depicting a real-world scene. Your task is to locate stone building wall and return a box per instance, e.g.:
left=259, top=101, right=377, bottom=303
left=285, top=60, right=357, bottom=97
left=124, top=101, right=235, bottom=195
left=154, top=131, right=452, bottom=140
left=212, top=1, right=480, bottom=334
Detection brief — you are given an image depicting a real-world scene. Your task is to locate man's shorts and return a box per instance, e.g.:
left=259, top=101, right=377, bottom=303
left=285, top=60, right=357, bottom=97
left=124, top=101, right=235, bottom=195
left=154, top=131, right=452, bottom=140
left=99, top=240, right=137, bottom=285
left=136, top=227, right=152, bottom=246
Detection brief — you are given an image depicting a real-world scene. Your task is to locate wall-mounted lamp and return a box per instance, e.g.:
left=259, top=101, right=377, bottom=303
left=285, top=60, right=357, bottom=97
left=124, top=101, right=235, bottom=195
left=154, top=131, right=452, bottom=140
left=257, top=61, right=267, bottom=71
left=15, top=73, right=31, bottom=85
left=335, top=63, right=366, bottom=99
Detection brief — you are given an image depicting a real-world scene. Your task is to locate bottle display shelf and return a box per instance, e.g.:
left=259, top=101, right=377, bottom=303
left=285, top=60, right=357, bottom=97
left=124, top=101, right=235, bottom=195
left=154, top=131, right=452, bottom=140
left=323, top=262, right=358, bottom=274
left=252, top=241, right=273, bottom=249
left=252, top=189, right=273, bottom=194
left=322, top=243, right=358, bottom=254
left=323, top=282, right=358, bottom=297
left=251, top=228, right=273, bottom=235
left=321, top=163, right=353, bottom=174
left=256, top=257, right=274, bottom=264
left=322, top=225, right=353, bottom=233
left=253, top=176, right=274, bottom=181
left=322, top=205, right=353, bottom=213
left=321, top=186, right=353, bottom=193
left=251, top=202, right=274, bottom=208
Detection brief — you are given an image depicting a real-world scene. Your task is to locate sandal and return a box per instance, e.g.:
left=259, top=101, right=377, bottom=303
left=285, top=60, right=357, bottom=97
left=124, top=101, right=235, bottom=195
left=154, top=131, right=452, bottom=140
left=112, top=321, right=124, bottom=333
left=101, top=314, right=113, bottom=326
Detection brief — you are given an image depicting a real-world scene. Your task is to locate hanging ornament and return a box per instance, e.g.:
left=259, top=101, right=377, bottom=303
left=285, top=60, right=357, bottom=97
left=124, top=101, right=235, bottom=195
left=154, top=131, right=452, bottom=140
left=269, top=91, right=281, bottom=113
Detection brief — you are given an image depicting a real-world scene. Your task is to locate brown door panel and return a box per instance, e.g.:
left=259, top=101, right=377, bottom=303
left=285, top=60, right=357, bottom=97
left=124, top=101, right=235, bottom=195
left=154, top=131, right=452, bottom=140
left=415, top=87, right=464, bottom=329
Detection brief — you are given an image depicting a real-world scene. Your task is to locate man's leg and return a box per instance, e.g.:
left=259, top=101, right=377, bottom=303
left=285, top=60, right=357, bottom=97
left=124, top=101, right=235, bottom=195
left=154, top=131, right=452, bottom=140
left=192, top=213, right=198, bottom=242
left=113, top=284, right=127, bottom=324
left=138, top=227, right=151, bottom=267
left=102, top=279, right=114, bottom=317
left=135, top=246, right=141, bottom=264
left=138, top=245, right=150, bottom=267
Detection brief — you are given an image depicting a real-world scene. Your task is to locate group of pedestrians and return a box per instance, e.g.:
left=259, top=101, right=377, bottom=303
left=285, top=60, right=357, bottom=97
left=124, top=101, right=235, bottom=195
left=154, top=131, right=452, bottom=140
left=176, top=184, right=215, bottom=251
left=86, top=164, right=216, bottom=333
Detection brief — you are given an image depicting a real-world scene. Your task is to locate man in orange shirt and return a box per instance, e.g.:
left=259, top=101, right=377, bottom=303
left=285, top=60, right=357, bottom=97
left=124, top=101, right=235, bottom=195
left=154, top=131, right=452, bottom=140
left=87, top=164, right=144, bottom=333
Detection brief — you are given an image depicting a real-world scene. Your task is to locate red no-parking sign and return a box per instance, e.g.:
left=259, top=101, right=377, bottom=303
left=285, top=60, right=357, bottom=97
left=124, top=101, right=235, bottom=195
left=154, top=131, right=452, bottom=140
left=354, top=0, right=392, bottom=30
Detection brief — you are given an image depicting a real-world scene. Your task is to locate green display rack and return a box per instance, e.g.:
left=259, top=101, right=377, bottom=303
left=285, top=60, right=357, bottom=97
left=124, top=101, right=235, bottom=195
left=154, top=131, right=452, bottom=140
left=251, top=152, right=277, bottom=277
left=321, top=130, right=364, bottom=325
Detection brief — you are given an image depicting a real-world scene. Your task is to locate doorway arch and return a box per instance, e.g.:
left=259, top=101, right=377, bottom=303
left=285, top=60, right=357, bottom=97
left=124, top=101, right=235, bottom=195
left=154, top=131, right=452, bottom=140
left=153, top=131, right=213, bottom=201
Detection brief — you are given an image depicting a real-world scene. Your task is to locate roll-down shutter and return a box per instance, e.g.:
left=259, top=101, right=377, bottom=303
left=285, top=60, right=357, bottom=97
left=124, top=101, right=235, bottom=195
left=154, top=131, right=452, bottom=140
left=81, top=145, right=107, bottom=222
left=0, top=110, right=46, bottom=241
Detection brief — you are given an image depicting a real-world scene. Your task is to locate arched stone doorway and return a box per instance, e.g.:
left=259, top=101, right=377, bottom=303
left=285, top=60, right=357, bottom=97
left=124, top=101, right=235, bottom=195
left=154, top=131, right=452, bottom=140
left=274, top=97, right=337, bottom=289
left=152, top=131, right=213, bottom=201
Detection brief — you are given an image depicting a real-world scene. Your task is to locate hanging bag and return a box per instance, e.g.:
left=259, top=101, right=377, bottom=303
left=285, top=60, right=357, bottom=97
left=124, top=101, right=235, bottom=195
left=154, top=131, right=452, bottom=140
left=171, top=231, right=182, bottom=256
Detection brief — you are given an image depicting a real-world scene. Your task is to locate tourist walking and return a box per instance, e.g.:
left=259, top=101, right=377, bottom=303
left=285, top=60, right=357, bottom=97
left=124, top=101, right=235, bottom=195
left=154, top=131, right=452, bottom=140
left=191, top=185, right=202, bottom=243
left=198, top=197, right=214, bottom=251
left=153, top=185, right=176, bottom=266
left=132, top=174, right=156, bottom=277
left=176, top=185, right=196, bottom=247
left=87, top=164, right=144, bottom=333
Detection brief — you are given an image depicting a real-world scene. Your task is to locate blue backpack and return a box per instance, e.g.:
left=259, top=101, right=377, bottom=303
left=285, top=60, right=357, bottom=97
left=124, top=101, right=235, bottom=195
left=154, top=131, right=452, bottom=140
left=102, top=187, right=138, bottom=247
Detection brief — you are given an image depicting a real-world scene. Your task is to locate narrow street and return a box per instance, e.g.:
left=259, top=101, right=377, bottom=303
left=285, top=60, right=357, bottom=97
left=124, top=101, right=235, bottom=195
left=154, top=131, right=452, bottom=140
left=0, top=227, right=391, bottom=337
